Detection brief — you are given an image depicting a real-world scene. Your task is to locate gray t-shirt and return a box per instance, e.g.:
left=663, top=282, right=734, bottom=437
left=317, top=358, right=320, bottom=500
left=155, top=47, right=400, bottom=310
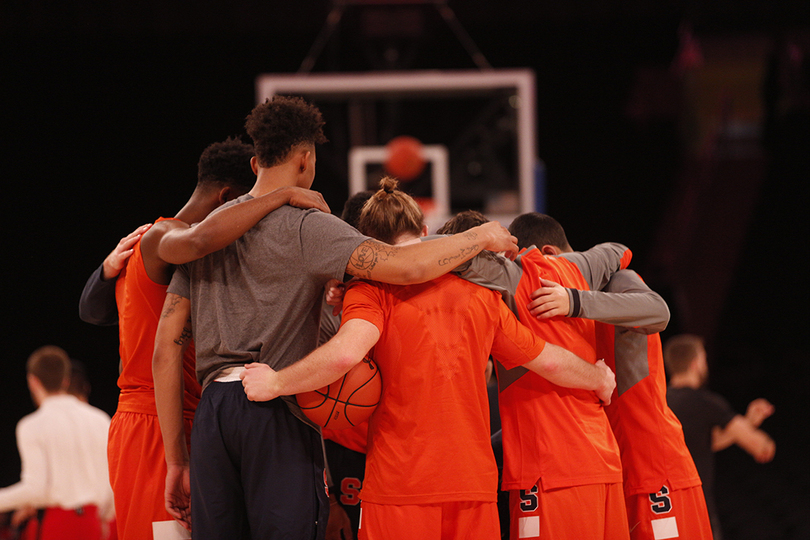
left=169, top=196, right=368, bottom=389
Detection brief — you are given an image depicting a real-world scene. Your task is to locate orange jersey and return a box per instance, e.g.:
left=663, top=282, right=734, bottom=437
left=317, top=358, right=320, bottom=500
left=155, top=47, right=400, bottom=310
left=114, top=217, right=200, bottom=416
left=498, top=248, right=627, bottom=491
left=597, top=327, right=701, bottom=495
left=341, top=274, right=546, bottom=505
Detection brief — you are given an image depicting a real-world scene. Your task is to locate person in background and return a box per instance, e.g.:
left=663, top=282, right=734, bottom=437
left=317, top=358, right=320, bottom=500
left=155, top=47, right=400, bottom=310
left=664, top=334, right=775, bottom=540
left=0, top=346, right=114, bottom=540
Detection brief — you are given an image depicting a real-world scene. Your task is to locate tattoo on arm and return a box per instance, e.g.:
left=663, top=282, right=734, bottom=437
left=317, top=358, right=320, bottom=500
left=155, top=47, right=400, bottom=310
left=438, top=244, right=479, bottom=266
left=161, top=294, right=184, bottom=319
left=348, top=240, right=396, bottom=279
left=174, top=318, right=193, bottom=346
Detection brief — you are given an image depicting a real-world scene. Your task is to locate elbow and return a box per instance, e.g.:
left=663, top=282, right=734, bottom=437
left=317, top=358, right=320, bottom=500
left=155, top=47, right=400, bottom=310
left=398, top=266, right=427, bottom=285
left=388, top=257, right=431, bottom=285
left=535, top=354, right=563, bottom=379
left=334, top=352, right=363, bottom=375
left=655, top=298, right=671, bottom=331
left=160, top=236, right=210, bottom=265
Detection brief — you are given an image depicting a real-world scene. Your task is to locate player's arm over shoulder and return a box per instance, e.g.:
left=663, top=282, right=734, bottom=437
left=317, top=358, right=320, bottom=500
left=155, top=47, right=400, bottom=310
left=560, top=242, right=631, bottom=291
left=572, top=269, right=670, bottom=333
left=343, top=222, right=519, bottom=285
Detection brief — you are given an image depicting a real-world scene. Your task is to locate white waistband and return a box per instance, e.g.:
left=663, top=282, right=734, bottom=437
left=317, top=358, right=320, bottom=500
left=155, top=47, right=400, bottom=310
left=214, top=366, right=246, bottom=382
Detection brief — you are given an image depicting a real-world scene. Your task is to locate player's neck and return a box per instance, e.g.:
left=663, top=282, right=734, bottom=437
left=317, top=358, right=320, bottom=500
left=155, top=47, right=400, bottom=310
left=669, top=372, right=700, bottom=389
left=174, top=188, right=221, bottom=225
left=249, top=169, right=299, bottom=197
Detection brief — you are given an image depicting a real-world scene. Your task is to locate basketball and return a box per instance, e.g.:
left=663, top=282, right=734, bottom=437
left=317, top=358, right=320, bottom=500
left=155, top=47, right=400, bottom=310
left=296, top=356, right=382, bottom=429
left=384, top=135, right=426, bottom=181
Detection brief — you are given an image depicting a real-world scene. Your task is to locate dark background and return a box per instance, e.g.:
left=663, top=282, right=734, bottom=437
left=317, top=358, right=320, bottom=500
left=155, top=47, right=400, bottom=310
left=2, top=2, right=808, bottom=538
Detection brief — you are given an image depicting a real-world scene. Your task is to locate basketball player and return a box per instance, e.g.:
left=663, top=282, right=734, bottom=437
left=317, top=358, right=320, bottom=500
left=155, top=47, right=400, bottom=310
left=524, top=234, right=713, bottom=539
left=437, top=212, right=631, bottom=539
left=79, top=137, right=331, bottom=540
left=152, top=96, right=522, bottom=540
left=239, top=177, right=616, bottom=540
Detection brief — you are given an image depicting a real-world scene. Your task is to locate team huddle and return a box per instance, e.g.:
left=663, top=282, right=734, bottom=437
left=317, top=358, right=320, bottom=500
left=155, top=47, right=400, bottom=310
left=78, top=95, right=714, bottom=540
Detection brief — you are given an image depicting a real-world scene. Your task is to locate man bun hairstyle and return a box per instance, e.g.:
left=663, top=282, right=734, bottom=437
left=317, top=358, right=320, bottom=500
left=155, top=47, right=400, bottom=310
left=197, top=136, right=256, bottom=192
left=245, top=95, right=328, bottom=168
left=358, top=176, right=424, bottom=244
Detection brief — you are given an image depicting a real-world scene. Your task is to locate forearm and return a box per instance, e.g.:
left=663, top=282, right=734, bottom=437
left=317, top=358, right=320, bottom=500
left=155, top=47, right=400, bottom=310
left=711, top=423, right=737, bottom=452
left=158, top=189, right=292, bottom=264
left=0, top=482, right=41, bottom=513
left=349, top=228, right=491, bottom=285
left=276, top=319, right=379, bottom=396
left=152, top=294, right=191, bottom=465
left=525, top=342, right=605, bottom=391
left=716, top=416, right=775, bottom=461
left=572, top=289, right=669, bottom=333
left=78, top=264, right=119, bottom=326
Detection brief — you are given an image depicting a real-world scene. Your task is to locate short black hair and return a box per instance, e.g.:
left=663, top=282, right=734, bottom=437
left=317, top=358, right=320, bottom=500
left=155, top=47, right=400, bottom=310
left=197, top=136, right=255, bottom=193
left=341, top=191, right=374, bottom=228
left=245, top=95, right=328, bottom=168
left=508, top=212, right=571, bottom=251
left=436, top=210, right=489, bottom=235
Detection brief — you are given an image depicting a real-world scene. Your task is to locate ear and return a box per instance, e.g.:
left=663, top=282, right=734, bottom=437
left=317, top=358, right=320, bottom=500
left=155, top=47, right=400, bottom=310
left=541, top=244, right=562, bottom=256
left=26, top=373, right=39, bottom=393
left=421, top=224, right=429, bottom=237
left=250, top=156, right=259, bottom=175
left=218, top=186, right=235, bottom=203
left=299, top=151, right=311, bottom=173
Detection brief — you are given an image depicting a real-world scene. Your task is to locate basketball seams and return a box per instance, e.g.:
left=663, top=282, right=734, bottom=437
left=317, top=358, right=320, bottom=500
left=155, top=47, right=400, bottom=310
left=323, top=377, right=349, bottom=428
left=296, top=357, right=382, bottom=429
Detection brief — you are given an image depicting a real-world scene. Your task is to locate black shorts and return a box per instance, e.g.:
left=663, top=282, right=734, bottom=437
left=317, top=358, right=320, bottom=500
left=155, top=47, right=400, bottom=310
left=190, top=381, right=329, bottom=540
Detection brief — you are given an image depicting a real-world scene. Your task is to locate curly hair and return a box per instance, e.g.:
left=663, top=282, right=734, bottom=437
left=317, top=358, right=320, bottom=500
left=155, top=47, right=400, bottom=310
left=245, top=95, right=328, bottom=168
left=197, top=136, right=256, bottom=192
left=358, top=177, right=424, bottom=244
left=436, top=210, right=489, bottom=235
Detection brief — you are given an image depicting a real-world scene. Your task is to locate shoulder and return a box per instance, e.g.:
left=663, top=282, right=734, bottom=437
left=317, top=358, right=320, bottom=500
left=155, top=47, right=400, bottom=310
left=346, top=278, right=383, bottom=294
left=16, top=410, right=41, bottom=434
left=140, top=216, right=186, bottom=251
left=141, top=216, right=184, bottom=238
left=300, top=208, right=351, bottom=228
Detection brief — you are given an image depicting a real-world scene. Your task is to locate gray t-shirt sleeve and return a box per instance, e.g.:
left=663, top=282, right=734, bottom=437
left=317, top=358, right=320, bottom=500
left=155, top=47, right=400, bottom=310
left=299, top=210, right=369, bottom=282
left=167, top=263, right=190, bottom=299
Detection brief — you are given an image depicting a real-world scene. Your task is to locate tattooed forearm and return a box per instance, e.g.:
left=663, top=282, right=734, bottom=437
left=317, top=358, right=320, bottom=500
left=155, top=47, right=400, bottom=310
left=438, top=244, right=480, bottom=266
left=174, top=320, right=193, bottom=346
left=161, top=294, right=184, bottom=319
left=348, top=240, right=396, bottom=279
